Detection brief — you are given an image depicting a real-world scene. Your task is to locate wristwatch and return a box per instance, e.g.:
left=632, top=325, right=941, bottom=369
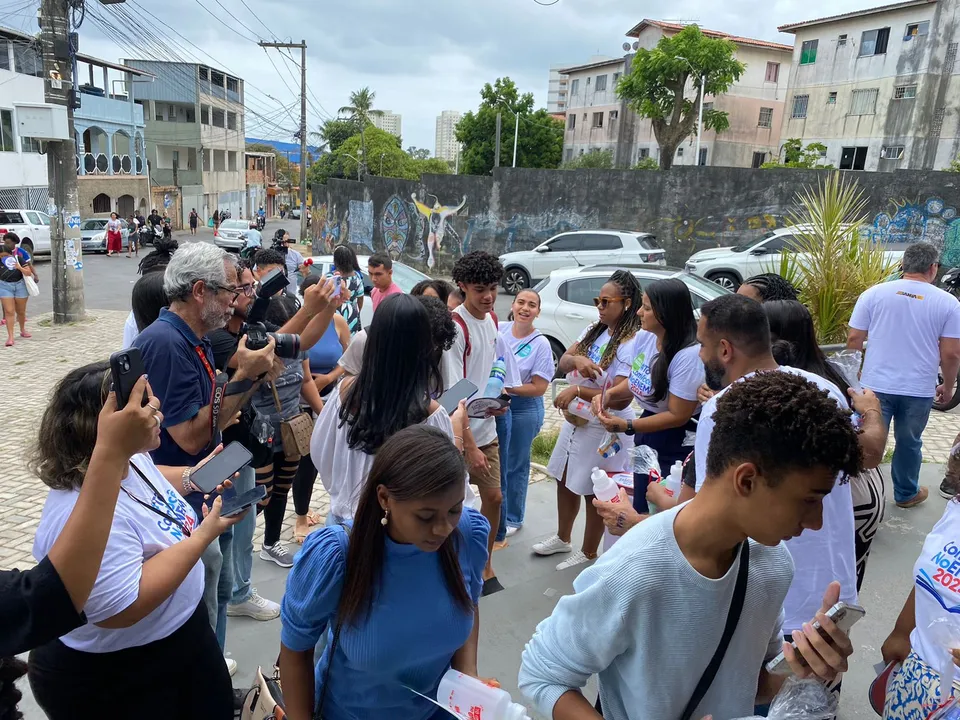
left=622, top=419, right=635, bottom=437
left=181, top=468, right=196, bottom=495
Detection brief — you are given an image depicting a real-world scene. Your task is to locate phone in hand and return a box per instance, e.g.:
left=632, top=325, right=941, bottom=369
left=764, top=601, right=866, bottom=675
left=438, top=379, right=479, bottom=415
left=109, top=347, right=147, bottom=409
left=190, top=441, right=253, bottom=494
left=220, top=485, right=267, bottom=517
left=332, top=275, right=342, bottom=297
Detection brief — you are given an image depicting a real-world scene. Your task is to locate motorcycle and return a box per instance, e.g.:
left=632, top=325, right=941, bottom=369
left=936, top=266, right=960, bottom=411
left=256, top=215, right=266, bottom=231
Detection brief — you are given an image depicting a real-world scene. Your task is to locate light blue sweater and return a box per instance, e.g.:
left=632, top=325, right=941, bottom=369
left=518, top=503, right=794, bottom=720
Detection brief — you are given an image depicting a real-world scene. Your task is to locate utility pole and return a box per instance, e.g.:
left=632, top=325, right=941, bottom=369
left=494, top=112, right=501, bottom=169
left=40, top=0, right=84, bottom=322
left=259, top=40, right=308, bottom=243
left=512, top=111, right=519, bottom=168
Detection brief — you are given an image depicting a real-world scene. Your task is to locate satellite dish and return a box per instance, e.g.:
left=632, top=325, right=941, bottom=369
left=633, top=41, right=639, bottom=50
left=622, top=42, right=631, bottom=51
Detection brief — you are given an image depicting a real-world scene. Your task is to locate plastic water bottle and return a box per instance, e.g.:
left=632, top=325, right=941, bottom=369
left=437, top=670, right=532, bottom=720
left=591, top=467, right=621, bottom=503
left=483, top=358, right=506, bottom=398
left=664, top=461, right=683, bottom=501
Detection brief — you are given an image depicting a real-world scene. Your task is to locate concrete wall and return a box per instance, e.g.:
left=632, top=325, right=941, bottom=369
left=312, top=166, right=960, bottom=273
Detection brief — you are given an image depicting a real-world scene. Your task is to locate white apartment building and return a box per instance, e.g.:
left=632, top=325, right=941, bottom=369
left=561, top=20, right=793, bottom=168
left=0, top=29, right=46, bottom=210
left=547, top=64, right=571, bottom=114
left=372, top=110, right=402, bottom=138
left=779, top=0, right=960, bottom=171
left=435, top=110, right=462, bottom=163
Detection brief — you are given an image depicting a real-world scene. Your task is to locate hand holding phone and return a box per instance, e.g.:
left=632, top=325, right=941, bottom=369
left=110, top=347, right=149, bottom=409
left=765, top=593, right=862, bottom=678
left=438, top=379, right=478, bottom=415
left=190, top=441, right=253, bottom=494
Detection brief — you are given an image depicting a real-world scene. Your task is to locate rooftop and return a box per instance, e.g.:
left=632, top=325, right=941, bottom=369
left=1, top=26, right=154, bottom=77
left=626, top=19, right=794, bottom=52
left=557, top=57, right=625, bottom=75
left=778, top=0, right=936, bottom=32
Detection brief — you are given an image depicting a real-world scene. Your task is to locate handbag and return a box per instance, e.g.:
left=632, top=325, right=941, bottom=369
left=271, top=383, right=314, bottom=460
left=240, top=665, right=286, bottom=720
left=23, top=275, right=39, bottom=297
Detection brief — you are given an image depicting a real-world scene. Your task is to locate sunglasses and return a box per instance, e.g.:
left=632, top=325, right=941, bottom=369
left=593, top=296, right=626, bottom=309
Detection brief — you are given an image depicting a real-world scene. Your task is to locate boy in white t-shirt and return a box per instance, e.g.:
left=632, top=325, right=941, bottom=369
left=441, top=251, right=519, bottom=595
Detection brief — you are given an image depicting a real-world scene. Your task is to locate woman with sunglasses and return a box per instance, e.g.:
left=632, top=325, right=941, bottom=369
left=533, top=270, right=643, bottom=570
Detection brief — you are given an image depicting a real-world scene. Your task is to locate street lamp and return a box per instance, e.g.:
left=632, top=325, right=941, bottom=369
left=380, top=152, right=385, bottom=176
left=677, top=56, right=706, bottom=167
left=342, top=153, right=362, bottom=181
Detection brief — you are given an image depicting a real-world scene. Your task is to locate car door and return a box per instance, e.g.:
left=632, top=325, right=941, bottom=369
left=25, top=211, right=52, bottom=253
left=531, top=233, right=584, bottom=279
left=576, top=232, right=624, bottom=266
left=554, top=276, right=606, bottom=348
left=744, top=234, right=790, bottom=280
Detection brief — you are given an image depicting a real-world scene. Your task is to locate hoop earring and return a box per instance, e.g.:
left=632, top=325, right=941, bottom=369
left=381, top=509, right=389, bottom=527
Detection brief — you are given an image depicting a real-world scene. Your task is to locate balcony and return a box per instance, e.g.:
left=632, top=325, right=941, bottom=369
left=75, top=92, right=144, bottom=130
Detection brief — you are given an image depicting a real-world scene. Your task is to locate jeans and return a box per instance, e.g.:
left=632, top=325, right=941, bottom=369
left=230, top=466, right=256, bottom=606
left=494, top=395, right=545, bottom=542
left=215, top=527, right=233, bottom=650
left=875, top=392, right=933, bottom=503
left=200, top=537, right=223, bottom=646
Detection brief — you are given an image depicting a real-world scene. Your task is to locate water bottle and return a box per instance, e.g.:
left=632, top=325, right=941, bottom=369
left=483, top=358, right=506, bottom=398
left=664, top=461, right=683, bottom=501
left=437, top=670, right=532, bottom=720
left=591, top=467, right=621, bottom=503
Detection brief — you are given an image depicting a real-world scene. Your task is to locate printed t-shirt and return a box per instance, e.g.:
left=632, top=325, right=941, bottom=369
left=498, top=321, right=555, bottom=384
left=611, top=330, right=704, bottom=414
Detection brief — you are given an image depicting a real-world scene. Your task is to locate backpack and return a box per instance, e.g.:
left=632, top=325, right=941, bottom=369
left=451, top=310, right=498, bottom=377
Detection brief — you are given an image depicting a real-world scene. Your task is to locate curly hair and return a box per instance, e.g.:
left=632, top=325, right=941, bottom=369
left=417, top=295, right=457, bottom=396
left=137, top=236, right=178, bottom=275
left=741, top=273, right=799, bottom=302
left=0, top=656, right=27, bottom=720
left=706, top=371, right=863, bottom=484
left=253, top=248, right=285, bottom=269
left=452, top=251, right=503, bottom=287
left=574, top=270, right=643, bottom=369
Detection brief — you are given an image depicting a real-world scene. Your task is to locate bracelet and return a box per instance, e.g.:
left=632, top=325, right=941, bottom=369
left=575, top=386, right=580, bottom=398
left=453, top=435, right=464, bottom=445
left=863, top=408, right=882, bottom=418
left=181, top=468, right=195, bottom=495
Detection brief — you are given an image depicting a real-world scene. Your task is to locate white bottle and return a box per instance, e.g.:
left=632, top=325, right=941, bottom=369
left=591, top=467, right=621, bottom=503
left=664, top=461, right=683, bottom=500
left=437, top=670, right=532, bottom=720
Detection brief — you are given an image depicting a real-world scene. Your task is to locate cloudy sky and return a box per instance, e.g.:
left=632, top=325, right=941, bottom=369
left=8, top=0, right=870, bottom=152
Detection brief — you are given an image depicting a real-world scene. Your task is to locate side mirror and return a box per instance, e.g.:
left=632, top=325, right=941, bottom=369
left=535, top=245, right=549, bottom=253
left=750, top=247, right=768, bottom=255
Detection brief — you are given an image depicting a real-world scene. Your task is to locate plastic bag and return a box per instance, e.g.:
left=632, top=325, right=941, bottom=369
left=730, top=676, right=838, bottom=720
left=629, top=444, right=660, bottom=478
left=927, top=617, right=960, bottom=700
left=598, top=432, right=622, bottom=458
left=827, top=350, right=863, bottom=394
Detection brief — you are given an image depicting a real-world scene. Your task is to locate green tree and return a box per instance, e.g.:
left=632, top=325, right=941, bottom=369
left=312, top=118, right=362, bottom=154
left=761, top=138, right=834, bottom=169
left=562, top=149, right=614, bottom=169
left=455, top=77, right=563, bottom=175
left=410, top=157, right=452, bottom=176
left=338, top=87, right=384, bottom=173
left=632, top=156, right=660, bottom=170
left=306, top=153, right=345, bottom=186
left=616, top=25, right=745, bottom=170
left=406, top=146, right=432, bottom=160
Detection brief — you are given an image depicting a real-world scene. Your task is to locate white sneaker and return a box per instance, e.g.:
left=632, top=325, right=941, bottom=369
left=227, top=589, right=280, bottom=621
left=224, top=656, right=238, bottom=677
left=556, top=551, right=594, bottom=571
left=532, top=534, right=573, bottom=556
left=260, top=542, right=294, bottom=568
left=505, top=526, right=520, bottom=538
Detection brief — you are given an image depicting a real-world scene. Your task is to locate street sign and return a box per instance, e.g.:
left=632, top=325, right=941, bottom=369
left=67, top=213, right=80, bottom=229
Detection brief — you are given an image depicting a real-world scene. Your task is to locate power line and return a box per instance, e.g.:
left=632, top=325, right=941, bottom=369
left=188, top=0, right=260, bottom=43
left=237, top=0, right=276, bottom=39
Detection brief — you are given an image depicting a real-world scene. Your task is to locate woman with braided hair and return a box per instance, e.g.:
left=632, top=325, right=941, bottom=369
left=738, top=272, right=799, bottom=303
left=533, top=270, right=643, bottom=570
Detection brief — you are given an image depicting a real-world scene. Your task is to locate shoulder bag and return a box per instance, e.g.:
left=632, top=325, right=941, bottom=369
left=271, top=382, right=314, bottom=461
left=23, top=275, right=39, bottom=297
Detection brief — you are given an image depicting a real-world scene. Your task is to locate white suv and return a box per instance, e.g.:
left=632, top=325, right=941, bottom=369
left=0, top=209, right=52, bottom=256
left=499, top=230, right=665, bottom=294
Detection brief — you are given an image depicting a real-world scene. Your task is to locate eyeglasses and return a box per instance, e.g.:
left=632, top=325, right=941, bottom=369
left=593, top=296, right=626, bottom=309
left=207, top=283, right=241, bottom=302
left=237, top=283, right=256, bottom=297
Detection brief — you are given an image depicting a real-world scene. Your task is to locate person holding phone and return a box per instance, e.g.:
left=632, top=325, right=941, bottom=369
left=1, top=232, right=37, bottom=347
left=26, top=361, right=244, bottom=719
left=327, top=244, right=365, bottom=335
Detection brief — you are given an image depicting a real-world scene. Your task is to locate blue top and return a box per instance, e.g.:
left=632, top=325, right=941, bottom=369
left=280, top=507, right=490, bottom=719
left=133, top=308, right=218, bottom=514
left=306, top=320, right=343, bottom=376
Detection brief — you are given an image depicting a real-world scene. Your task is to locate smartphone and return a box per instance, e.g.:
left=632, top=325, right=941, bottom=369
left=438, top=379, right=478, bottom=415
left=190, top=441, right=253, bottom=494
left=109, top=347, right=147, bottom=409
left=332, top=275, right=342, bottom=297
left=220, top=485, right=267, bottom=518
left=764, top=601, right=866, bottom=675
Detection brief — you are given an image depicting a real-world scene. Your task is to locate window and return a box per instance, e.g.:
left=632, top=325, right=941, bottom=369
left=905, top=21, right=930, bottom=39
left=839, top=146, right=868, bottom=170
left=677, top=147, right=684, bottom=157
left=212, top=109, right=225, bottom=128
left=21, top=137, right=41, bottom=153
left=765, top=62, right=780, bottom=83
left=762, top=235, right=799, bottom=253
left=850, top=88, right=879, bottom=115
left=202, top=150, right=211, bottom=171
left=0, top=41, right=8, bottom=71
left=586, top=77, right=591, bottom=85
left=560, top=277, right=607, bottom=307
left=155, top=105, right=164, bottom=121
left=800, top=39, right=818, bottom=64
left=792, top=94, right=810, bottom=118
left=609, top=110, right=619, bottom=121
left=758, top=107, right=773, bottom=128
left=838, top=34, right=848, bottom=46
left=227, top=111, right=237, bottom=130
left=211, top=70, right=224, bottom=87
left=547, top=234, right=583, bottom=252
left=201, top=105, right=209, bottom=125
left=213, top=149, right=225, bottom=171
left=199, top=67, right=208, bottom=81
left=881, top=145, right=905, bottom=159
left=595, top=74, right=607, bottom=92
left=564, top=148, right=573, bottom=162
left=702, top=102, right=714, bottom=113
left=0, top=110, right=13, bottom=152
left=92, top=193, right=111, bottom=213
left=613, top=72, right=621, bottom=84
left=752, top=151, right=767, bottom=168
left=226, top=77, right=238, bottom=93
left=698, top=148, right=708, bottom=166
left=12, top=43, right=41, bottom=77
left=859, top=28, right=890, bottom=56
left=228, top=150, right=237, bottom=171
left=567, top=114, right=576, bottom=130
left=828, top=91, right=838, bottom=104
left=571, top=79, right=580, bottom=95
left=893, top=84, right=917, bottom=99
left=638, top=148, right=650, bottom=159
left=581, top=233, right=622, bottom=251
left=592, top=112, right=603, bottom=128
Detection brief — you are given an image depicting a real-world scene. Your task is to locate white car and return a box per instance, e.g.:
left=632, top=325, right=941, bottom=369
left=0, top=208, right=52, bottom=256
left=684, top=225, right=905, bottom=291
left=80, top=219, right=131, bottom=253
left=499, top=230, right=666, bottom=294
left=215, top=219, right=256, bottom=250
left=533, top=264, right=732, bottom=367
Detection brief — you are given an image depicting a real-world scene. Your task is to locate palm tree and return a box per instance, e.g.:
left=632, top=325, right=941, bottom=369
left=338, top=87, right=383, bottom=175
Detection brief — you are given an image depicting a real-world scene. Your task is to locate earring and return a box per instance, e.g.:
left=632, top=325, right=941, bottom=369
left=381, top=509, right=389, bottom=526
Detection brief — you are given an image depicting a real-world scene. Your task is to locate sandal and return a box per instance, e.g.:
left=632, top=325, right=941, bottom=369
left=294, top=526, right=309, bottom=544
left=307, top=512, right=323, bottom=527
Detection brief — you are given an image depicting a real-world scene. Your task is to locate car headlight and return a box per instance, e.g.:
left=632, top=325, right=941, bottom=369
left=93, top=232, right=105, bottom=242
left=685, top=262, right=697, bottom=270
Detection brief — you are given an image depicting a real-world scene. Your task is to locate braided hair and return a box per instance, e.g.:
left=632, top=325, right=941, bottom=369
left=741, top=273, right=798, bottom=302
left=137, top=237, right=178, bottom=275
left=574, top=270, right=643, bottom=369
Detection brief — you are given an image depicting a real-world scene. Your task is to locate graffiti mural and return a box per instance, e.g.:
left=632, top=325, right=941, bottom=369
left=381, top=194, right=412, bottom=259
left=462, top=208, right=599, bottom=255
left=346, top=200, right=375, bottom=252
left=315, top=202, right=344, bottom=253
left=863, top=197, right=960, bottom=263
left=659, top=208, right=785, bottom=256
left=411, top=193, right=467, bottom=269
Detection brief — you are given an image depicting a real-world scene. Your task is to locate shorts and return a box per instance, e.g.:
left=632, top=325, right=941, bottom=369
left=0, top=279, right=26, bottom=299
left=469, top=439, right=501, bottom=491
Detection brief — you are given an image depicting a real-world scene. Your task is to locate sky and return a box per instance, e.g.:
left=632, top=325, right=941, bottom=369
left=6, top=0, right=877, bottom=153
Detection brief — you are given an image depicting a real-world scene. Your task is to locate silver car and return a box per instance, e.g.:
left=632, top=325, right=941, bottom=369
left=80, top=218, right=130, bottom=253
left=215, top=219, right=255, bottom=250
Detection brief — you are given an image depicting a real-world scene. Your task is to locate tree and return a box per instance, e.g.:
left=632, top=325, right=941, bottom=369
left=406, top=146, right=431, bottom=160
left=633, top=156, right=660, bottom=170
left=306, top=152, right=345, bottom=186
left=312, top=118, right=361, bottom=154
left=410, top=157, right=451, bottom=176
left=339, top=87, right=384, bottom=173
left=761, top=138, right=834, bottom=169
left=561, top=149, right=614, bottom=169
left=455, top=77, right=563, bottom=175
left=617, top=25, right=745, bottom=170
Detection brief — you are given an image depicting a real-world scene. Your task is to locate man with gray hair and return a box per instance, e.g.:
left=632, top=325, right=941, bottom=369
left=848, top=241, right=960, bottom=505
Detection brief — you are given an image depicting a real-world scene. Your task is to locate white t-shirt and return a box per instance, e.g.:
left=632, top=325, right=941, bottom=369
left=440, top=307, right=520, bottom=447
left=285, top=248, right=305, bottom=295
left=338, top=328, right=367, bottom=376
left=850, top=279, right=960, bottom=397
left=122, top=310, right=139, bottom=348
left=33, top=454, right=203, bottom=652
left=911, top=499, right=960, bottom=681
left=693, top=365, right=858, bottom=633
left=567, top=325, right=612, bottom=390
left=498, top=321, right=555, bottom=385
left=611, top=330, right=704, bottom=414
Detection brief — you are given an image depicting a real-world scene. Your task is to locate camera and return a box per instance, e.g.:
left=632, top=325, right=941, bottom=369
left=243, top=268, right=301, bottom=359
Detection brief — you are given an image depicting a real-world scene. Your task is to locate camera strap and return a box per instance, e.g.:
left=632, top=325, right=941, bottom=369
left=193, top=345, right=225, bottom=454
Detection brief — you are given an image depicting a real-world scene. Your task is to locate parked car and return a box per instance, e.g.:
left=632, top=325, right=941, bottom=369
left=0, top=208, right=52, bottom=256
left=215, top=219, right=255, bottom=250
left=533, top=264, right=732, bottom=367
left=684, top=225, right=906, bottom=291
left=289, top=207, right=301, bottom=220
left=499, top=230, right=666, bottom=295
left=80, top=219, right=131, bottom=253
left=306, top=254, right=430, bottom=329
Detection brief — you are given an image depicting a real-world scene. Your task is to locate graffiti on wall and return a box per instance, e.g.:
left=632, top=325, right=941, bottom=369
left=314, top=202, right=343, bottom=253
left=347, top=200, right=375, bottom=252
left=462, top=208, right=600, bottom=256
left=411, top=194, right=467, bottom=269
left=862, top=197, right=960, bottom=265
left=381, top=195, right=412, bottom=258
left=659, top=209, right=785, bottom=257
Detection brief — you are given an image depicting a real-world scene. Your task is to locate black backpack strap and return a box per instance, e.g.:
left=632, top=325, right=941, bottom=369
left=679, top=539, right=750, bottom=720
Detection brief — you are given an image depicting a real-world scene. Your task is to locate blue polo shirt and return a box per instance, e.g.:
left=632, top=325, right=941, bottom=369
left=133, top=308, right=220, bottom=514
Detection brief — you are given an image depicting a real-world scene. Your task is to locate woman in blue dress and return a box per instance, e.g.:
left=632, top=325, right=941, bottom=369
left=279, top=424, right=490, bottom=719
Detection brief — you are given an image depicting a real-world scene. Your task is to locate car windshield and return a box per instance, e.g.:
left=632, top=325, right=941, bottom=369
left=81, top=220, right=106, bottom=231
left=391, top=263, right=430, bottom=292
left=731, top=230, right=776, bottom=253
left=221, top=220, right=247, bottom=230
left=636, top=234, right=661, bottom=250
left=676, top=271, right=732, bottom=298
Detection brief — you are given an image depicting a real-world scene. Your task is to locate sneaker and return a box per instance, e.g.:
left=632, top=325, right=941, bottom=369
left=224, top=656, right=238, bottom=677
left=227, top=589, right=280, bottom=620
left=260, top=542, right=294, bottom=568
left=505, top=525, right=520, bottom=538
left=556, top=550, right=595, bottom=571
left=941, top=478, right=959, bottom=500
left=897, top=486, right=929, bottom=509
left=533, top=534, right=573, bottom=556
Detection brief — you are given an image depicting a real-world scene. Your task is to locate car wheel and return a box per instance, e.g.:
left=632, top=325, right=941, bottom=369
left=708, top=272, right=740, bottom=292
left=548, top=338, right=566, bottom=378
left=20, top=238, right=34, bottom=256
left=503, top=267, right=530, bottom=295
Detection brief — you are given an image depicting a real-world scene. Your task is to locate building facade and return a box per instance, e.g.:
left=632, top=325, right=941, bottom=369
left=123, top=60, right=246, bottom=226
left=779, top=0, right=960, bottom=171
left=435, top=110, right=462, bottom=163
left=245, top=151, right=277, bottom=217
left=547, top=63, right=573, bottom=114
left=372, top=110, right=402, bottom=138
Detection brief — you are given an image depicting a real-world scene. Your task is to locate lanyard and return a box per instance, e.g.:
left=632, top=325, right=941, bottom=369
left=193, top=345, right=222, bottom=448
left=122, top=462, right=192, bottom=538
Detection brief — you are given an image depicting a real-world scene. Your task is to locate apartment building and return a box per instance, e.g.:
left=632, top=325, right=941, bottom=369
left=123, top=60, right=246, bottom=226
left=245, top=151, right=277, bottom=217
left=561, top=20, right=793, bottom=168
left=547, top=64, right=573, bottom=114
left=435, top=110, right=462, bottom=163
left=372, top=110, right=402, bottom=138
left=779, top=0, right=959, bottom=170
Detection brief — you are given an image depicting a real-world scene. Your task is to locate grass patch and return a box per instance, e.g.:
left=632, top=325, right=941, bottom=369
left=531, top=429, right=559, bottom=466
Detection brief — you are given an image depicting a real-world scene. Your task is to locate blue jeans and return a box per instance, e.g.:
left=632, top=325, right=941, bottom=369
left=215, top=527, right=234, bottom=650
left=494, top=395, right=545, bottom=542
left=875, top=391, right=933, bottom=503
left=230, top=466, right=256, bottom=606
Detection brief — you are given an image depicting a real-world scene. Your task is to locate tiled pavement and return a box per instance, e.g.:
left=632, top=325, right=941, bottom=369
left=3, top=310, right=959, bottom=571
